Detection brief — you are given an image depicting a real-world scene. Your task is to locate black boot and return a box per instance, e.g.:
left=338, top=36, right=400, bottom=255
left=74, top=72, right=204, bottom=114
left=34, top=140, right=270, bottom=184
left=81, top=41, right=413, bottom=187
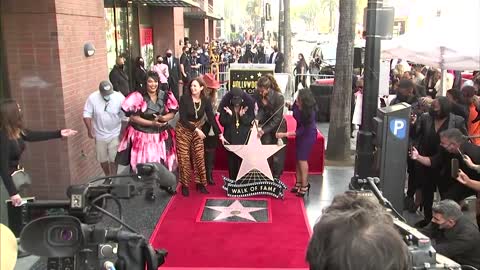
left=196, top=183, right=209, bottom=194
left=205, top=151, right=215, bottom=185
left=181, top=186, right=189, bottom=197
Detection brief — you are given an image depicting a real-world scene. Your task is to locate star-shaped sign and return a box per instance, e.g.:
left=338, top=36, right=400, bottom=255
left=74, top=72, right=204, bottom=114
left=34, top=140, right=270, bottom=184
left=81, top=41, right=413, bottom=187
left=224, top=125, right=284, bottom=180
left=206, top=200, right=266, bottom=221
left=257, top=72, right=262, bottom=78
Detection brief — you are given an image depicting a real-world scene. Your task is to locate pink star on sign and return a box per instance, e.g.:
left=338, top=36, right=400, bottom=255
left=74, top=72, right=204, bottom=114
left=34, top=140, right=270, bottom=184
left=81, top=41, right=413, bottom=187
left=224, top=125, right=284, bottom=180
left=206, top=200, right=266, bottom=221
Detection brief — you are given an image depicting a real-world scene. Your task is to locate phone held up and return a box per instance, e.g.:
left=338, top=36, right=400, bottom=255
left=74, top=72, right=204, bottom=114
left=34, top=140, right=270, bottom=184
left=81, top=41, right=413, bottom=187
left=451, top=158, right=459, bottom=179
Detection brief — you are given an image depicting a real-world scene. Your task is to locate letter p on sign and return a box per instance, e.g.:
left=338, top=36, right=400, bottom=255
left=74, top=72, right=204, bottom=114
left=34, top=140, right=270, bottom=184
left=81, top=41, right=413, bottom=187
left=389, top=118, right=406, bottom=139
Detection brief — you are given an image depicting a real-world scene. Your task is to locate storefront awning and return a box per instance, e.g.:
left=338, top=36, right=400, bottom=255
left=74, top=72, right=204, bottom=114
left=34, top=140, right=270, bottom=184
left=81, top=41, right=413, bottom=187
left=133, top=0, right=199, bottom=7
left=183, top=6, right=223, bottom=20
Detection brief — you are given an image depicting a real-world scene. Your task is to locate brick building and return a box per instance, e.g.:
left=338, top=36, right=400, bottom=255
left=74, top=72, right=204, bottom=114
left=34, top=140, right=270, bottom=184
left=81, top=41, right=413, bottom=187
left=0, top=0, right=222, bottom=199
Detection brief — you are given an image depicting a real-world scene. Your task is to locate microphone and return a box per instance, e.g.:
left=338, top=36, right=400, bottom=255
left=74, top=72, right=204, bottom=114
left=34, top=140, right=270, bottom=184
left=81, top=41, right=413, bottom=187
left=362, top=177, right=406, bottom=222
left=104, top=261, right=116, bottom=270
left=365, top=177, right=387, bottom=206
left=136, top=162, right=176, bottom=188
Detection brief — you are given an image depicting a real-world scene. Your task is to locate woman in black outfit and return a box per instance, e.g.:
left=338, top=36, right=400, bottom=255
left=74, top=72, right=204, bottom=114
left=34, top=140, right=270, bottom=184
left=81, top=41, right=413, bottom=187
left=0, top=99, right=77, bottom=208
left=219, top=87, right=255, bottom=179
left=133, top=56, right=147, bottom=90
left=294, top=53, right=308, bottom=92
left=410, top=96, right=466, bottom=227
left=255, top=74, right=287, bottom=179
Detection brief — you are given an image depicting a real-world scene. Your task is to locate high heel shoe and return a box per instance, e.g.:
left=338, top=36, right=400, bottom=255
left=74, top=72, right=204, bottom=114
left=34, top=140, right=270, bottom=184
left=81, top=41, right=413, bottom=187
left=290, top=182, right=302, bottom=193
left=196, top=183, right=209, bottom=194
left=296, top=183, right=311, bottom=197
left=181, top=186, right=189, bottom=197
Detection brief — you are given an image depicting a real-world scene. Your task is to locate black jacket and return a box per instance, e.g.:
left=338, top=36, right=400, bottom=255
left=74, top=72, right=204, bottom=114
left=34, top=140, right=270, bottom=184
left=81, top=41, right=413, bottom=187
left=421, top=216, right=480, bottom=269
left=133, top=66, right=147, bottom=91
left=218, top=92, right=255, bottom=144
left=0, top=130, right=61, bottom=196
left=166, top=56, right=181, bottom=84
left=269, top=52, right=284, bottom=73
left=109, top=65, right=130, bottom=96
left=254, top=90, right=287, bottom=144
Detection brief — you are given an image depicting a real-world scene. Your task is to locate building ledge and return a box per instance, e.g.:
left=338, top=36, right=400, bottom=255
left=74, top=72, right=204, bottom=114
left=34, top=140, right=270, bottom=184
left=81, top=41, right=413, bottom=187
left=133, top=0, right=199, bottom=7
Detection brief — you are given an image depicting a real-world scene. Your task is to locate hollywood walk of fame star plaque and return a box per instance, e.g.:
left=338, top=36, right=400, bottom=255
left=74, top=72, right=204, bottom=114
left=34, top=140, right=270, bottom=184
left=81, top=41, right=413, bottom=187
left=198, top=198, right=270, bottom=223
left=223, top=124, right=287, bottom=199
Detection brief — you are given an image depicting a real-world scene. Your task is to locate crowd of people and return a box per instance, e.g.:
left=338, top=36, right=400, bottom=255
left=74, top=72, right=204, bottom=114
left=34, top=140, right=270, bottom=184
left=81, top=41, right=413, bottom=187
left=383, top=61, right=480, bottom=231
left=1, top=64, right=319, bottom=205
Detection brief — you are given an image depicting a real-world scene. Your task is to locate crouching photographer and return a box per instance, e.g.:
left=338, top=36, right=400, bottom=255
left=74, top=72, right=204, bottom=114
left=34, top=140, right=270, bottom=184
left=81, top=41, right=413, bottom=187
left=16, top=162, right=175, bottom=270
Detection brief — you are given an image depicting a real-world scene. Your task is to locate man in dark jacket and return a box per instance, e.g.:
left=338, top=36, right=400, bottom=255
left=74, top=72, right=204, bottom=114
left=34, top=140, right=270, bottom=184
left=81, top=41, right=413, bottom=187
left=268, top=45, right=284, bottom=73
left=165, top=49, right=181, bottom=100
left=420, top=200, right=480, bottom=269
left=109, top=56, right=130, bottom=96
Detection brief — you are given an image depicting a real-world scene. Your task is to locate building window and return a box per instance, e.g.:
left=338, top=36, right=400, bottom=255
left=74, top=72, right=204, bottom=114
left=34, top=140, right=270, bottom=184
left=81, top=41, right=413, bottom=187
left=104, top=0, right=140, bottom=90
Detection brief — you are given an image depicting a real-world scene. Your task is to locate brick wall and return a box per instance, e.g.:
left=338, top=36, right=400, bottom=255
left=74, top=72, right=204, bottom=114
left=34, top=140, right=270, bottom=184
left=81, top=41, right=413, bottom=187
left=1, top=0, right=105, bottom=199
left=152, top=7, right=184, bottom=58
left=187, top=18, right=207, bottom=46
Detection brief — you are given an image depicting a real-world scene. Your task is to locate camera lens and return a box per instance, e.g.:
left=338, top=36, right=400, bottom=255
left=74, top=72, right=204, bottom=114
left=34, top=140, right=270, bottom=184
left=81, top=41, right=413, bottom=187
left=60, top=229, right=74, bottom=241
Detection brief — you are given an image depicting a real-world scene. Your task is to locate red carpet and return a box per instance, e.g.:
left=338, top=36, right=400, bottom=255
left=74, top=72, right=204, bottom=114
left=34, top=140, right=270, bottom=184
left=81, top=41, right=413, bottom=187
left=214, top=115, right=325, bottom=174
left=149, top=171, right=311, bottom=269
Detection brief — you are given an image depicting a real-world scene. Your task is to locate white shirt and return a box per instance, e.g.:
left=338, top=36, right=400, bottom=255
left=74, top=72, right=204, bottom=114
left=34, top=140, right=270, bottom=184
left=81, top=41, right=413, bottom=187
left=83, top=91, right=125, bottom=141
left=271, top=52, right=278, bottom=63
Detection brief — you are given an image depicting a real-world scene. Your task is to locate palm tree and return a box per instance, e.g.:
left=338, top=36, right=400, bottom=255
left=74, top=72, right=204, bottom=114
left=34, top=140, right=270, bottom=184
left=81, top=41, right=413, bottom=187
left=325, top=0, right=356, bottom=161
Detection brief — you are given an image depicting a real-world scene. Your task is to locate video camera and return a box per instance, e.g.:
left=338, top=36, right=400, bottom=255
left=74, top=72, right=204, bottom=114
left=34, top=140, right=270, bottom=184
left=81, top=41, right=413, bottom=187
left=353, top=177, right=462, bottom=270
left=17, top=162, right=176, bottom=270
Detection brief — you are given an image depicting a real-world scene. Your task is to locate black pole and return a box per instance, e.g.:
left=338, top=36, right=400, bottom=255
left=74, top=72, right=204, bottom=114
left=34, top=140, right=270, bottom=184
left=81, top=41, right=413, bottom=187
left=351, top=0, right=382, bottom=187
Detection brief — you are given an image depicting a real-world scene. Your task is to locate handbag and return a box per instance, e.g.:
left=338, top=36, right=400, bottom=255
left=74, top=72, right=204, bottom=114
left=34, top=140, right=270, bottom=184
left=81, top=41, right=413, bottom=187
left=115, top=140, right=132, bottom=166
left=11, top=167, right=32, bottom=191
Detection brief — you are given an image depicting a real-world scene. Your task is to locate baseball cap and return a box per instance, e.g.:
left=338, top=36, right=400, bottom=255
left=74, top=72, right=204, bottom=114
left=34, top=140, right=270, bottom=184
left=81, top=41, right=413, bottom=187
left=230, top=87, right=244, bottom=106
left=99, top=80, right=114, bottom=96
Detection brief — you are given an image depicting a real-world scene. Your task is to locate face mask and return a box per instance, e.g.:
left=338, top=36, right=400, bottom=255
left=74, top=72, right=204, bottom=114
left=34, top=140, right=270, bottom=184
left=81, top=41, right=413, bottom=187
left=166, top=53, right=172, bottom=58
left=117, top=64, right=124, bottom=69
left=429, top=107, right=439, bottom=118
left=157, top=60, right=163, bottom=64
left=396, top=92, right=409, bottom=102
left=139, top=61, right=144, bottom=67
left=103, top=94, right=111, bottom=102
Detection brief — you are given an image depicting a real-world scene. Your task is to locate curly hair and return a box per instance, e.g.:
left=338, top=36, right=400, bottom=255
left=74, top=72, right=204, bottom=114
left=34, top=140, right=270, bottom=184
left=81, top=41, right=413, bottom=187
left=139, top=71, right=161, bottom=96
left=297, top=88, right=317, bottom=123
left=257, top=74, right=281, bottom=93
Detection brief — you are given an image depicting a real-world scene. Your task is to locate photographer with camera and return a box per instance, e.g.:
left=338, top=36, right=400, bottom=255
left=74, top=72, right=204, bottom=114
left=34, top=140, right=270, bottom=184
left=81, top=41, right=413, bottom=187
left=420, top=200, right=480, bottom=269
left=0, top=99, right=77, bottom=212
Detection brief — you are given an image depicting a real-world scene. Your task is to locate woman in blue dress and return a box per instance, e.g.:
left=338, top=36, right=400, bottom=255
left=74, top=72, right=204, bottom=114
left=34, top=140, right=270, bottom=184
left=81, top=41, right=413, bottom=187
left=276, top=88, right=317, bottom=197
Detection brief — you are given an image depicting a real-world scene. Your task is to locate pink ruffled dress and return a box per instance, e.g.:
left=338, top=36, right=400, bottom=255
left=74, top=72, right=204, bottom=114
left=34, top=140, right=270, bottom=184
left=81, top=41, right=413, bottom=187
left=117, top=91, right=179, bottom=172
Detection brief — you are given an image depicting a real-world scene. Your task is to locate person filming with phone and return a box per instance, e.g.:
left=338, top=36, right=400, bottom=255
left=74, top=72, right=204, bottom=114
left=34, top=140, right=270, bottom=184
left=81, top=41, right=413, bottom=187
left=411, top=128, right=480, bottom=228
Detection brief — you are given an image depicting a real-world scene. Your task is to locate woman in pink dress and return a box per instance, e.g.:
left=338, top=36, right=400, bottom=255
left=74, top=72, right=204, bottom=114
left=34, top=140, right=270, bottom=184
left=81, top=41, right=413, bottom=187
left=117, top=71, right=178, bottom=200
